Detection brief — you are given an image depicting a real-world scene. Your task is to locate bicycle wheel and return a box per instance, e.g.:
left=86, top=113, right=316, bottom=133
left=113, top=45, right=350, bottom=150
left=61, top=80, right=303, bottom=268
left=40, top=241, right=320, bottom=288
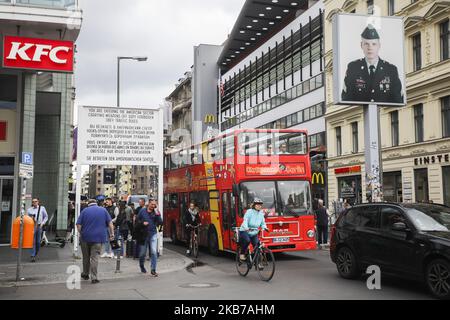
left=256, top=247, right=275, bottom=282
left=193, top=234, right=199, bottom=258
left=235, top=247, right=250, bottom=277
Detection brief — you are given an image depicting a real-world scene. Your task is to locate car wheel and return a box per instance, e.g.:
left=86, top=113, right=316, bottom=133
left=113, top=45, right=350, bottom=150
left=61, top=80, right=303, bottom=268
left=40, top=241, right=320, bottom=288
left=426, top=259, right=450, bottom=300
left=208, top=227, right=219, bottom=256
left=336, top=246, right=359, bottom=279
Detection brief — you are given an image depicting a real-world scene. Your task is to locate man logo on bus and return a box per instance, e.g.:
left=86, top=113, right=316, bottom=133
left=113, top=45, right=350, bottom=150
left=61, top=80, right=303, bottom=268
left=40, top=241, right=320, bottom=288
left=279, top=164, right=286, bottom=171
left=312, top=172, right=325, bottom=185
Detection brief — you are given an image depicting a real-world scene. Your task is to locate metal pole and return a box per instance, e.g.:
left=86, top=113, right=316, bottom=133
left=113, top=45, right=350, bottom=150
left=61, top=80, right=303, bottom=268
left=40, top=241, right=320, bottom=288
left=116, top=57, right=121, bottom=200
left=16, top=178, right=27, bottom=282
left=158, top=107, right=164, bottom=256
left=74, top=163, right=82, bottom=258
left=364, top=104, right=383, bottom=203
left=115, top=57, right=122, bottom=272
left=115, top=226, right=121, bottom=273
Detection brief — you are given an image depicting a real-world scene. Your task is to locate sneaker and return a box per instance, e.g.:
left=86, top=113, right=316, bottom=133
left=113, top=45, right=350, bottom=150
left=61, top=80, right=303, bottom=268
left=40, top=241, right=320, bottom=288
left=81, top=274, right=89, bottom=280
left=186, top=249, right=190, bottom=255
left=239, top=254, right=246, bottom=261
left=30, top=256, right=36, bottom=263
left=140, top=267, right=147, bottom=274
left=108, top=253, right=114, bottom=258
left=91, top=279, right=100, bottom=284
left=100, top=253, right=108, bottom=258
left=150, top=270, right=158, bottom=277
left=258, top=264, right=265, bottom=270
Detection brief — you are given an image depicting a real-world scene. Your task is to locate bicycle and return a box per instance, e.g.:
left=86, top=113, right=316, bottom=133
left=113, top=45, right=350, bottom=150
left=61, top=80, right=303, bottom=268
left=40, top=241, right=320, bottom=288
left=187, top=224, right=200, bottom=258
left=233, top=227, right=276, bottom=282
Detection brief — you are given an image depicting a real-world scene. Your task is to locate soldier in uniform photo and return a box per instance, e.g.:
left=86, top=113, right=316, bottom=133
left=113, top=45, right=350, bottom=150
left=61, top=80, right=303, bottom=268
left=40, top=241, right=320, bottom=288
left=341, top=24, right=404, bottom=104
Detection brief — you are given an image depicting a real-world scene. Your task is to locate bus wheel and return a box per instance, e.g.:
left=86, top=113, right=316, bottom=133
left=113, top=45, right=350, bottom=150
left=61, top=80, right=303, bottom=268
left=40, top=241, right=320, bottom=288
left=171, top=223, right=178, bottom=244
left=208, top=227, right=219, bottom=256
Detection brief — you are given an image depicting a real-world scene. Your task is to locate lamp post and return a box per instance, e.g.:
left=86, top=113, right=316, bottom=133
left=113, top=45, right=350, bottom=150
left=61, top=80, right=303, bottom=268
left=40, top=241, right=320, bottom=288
left=116, top=56, right=148, bottom=198
left=114, top=56, right=147, bottom=273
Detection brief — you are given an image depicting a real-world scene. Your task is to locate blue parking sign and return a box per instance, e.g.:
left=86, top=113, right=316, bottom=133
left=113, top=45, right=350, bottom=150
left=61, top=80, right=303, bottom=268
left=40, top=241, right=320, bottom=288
left=22, top=152, right=33, bottom=165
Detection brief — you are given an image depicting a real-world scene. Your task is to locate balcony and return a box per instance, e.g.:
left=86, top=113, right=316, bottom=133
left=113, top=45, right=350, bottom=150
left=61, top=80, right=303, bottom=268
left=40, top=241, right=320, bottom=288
left=0, top=0, right=81, bottom=41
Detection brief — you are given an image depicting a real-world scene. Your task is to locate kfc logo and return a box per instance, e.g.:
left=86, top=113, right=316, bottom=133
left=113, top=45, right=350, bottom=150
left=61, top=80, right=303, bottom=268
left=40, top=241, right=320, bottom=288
left=3, top=36, right=74, bottom=72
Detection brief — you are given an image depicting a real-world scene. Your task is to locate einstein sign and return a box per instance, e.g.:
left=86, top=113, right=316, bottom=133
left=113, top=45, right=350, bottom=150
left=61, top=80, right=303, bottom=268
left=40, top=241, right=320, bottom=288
left=77, top=106, right=162, bottom=166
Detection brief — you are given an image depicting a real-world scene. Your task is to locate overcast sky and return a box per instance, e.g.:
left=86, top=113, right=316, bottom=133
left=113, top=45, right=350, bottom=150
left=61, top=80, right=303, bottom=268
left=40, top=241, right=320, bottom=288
left=74, top=0, right=243, bottom=124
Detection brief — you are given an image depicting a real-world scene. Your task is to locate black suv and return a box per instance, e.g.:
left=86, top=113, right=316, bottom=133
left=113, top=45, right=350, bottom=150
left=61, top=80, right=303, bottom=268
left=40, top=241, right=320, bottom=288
left=330, top=202, right=450, bottom=299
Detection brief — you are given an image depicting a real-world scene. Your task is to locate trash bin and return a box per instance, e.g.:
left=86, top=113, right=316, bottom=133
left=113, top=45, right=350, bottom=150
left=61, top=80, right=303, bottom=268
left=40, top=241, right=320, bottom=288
left=11, top=215, right=35, bottom=249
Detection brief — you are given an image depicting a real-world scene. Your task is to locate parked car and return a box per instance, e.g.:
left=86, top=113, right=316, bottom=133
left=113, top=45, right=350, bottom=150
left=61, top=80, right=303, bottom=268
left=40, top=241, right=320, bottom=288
left=330, top=202, right=450, bottom=299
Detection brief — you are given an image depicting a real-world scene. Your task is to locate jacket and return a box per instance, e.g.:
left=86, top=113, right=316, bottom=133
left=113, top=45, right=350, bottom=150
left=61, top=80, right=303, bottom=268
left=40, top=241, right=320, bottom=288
left=240, top=208, right=267, bottom=237
left=137, top=208, right=163, bottom=239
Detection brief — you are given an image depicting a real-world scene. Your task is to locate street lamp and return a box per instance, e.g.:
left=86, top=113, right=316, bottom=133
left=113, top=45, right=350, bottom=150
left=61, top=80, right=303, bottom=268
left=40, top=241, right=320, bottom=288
left=116, top=56, right=148, bottom=198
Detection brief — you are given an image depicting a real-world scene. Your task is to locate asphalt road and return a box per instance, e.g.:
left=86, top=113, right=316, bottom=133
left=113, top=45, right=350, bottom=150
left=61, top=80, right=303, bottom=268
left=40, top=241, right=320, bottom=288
left=0, top=240, right=433, bottom=300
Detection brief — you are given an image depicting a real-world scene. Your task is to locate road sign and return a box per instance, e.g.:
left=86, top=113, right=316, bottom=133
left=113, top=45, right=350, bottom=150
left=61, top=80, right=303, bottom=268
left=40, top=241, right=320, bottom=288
left=21, top=152, right=33, bottom=165
left=19, top=164, right=33, bottom=179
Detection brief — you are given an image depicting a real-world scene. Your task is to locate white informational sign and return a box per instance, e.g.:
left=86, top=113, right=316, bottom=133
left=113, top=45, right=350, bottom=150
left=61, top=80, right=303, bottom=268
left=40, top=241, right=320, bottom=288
left=333, top=14, right=406, bottom=106
left=1, top=201, right=10, bottom=212
left=19, top=163, right=33, bottom=179
left=77, top=106, right=161, bottom=166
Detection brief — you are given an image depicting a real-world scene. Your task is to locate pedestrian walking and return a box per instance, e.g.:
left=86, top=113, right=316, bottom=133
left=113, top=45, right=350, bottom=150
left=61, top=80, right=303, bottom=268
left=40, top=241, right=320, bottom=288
left=137, top=199, right=163, bottom=276
left=101, top=197, right=118, bottom=258
left=27, top=198, right=48, bottom=262
left=315, top=199, right=330, bottom=249
left=76, top=199, right=114, bottom=284
left=115, top=200, right=133, bottom=257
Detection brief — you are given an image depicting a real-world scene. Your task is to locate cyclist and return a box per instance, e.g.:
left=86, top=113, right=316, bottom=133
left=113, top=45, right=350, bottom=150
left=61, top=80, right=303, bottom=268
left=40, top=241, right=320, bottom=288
left=184, top=201, right=201, bottom=254
left=239, top=198, right=269, bottom=261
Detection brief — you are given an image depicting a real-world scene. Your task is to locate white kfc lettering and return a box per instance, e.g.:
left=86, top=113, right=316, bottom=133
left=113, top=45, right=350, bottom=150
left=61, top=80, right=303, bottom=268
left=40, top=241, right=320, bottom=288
left=7, top=42, right=34, bottom=61
left=6, top=42, right=71, bottom=64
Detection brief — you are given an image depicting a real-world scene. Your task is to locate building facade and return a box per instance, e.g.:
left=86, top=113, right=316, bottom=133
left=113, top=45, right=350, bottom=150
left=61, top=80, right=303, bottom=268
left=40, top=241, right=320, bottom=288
left=324, top=0, right=450, bottom=207
left=218, top=0, right=327, bottom=201
left=0, top=0, right=82, bottom=243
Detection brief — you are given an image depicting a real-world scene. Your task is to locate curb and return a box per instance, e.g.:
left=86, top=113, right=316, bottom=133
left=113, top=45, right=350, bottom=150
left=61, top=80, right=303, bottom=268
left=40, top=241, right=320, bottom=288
left=0, top=248, right=194, bottom=288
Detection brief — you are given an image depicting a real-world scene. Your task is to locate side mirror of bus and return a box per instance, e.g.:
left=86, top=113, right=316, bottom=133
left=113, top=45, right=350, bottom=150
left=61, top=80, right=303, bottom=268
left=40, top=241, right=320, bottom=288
left=232, top=184, right=239, bottom=197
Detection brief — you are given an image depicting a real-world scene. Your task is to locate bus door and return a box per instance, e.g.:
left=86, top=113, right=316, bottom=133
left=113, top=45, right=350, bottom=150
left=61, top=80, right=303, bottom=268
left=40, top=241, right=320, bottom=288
left=180, top=193, right=189, bottom=242
left=221, top=191, right=234, bottom=250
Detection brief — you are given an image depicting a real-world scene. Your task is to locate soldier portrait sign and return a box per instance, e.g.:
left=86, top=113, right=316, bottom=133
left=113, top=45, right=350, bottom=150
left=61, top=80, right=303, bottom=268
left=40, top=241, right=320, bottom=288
left=333, top=14, right=406, bottom=106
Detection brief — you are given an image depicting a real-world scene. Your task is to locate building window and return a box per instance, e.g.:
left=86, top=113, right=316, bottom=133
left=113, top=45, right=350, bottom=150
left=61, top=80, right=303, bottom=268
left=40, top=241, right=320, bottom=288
left=441, top=19, right=450, bottom=61
left=414, top=168, right=429, bottom=203
left=352, top=122, right=358, bottom=153
left=442, top=96, right=450, bottom=138
left=414, top=104, right=424, bottom=143
left=383, top=171, right=403, bottom=202
left=443, top=166, right=450, bottom=206
left=367, top=0, right=374, bottom=14
left=412, top=33, right=421, bottom=71
left=391, top=111, right=399, bottom=146
left=388, top=0, right=395, bottom=16
left=336, top=126, right=342, bottom=156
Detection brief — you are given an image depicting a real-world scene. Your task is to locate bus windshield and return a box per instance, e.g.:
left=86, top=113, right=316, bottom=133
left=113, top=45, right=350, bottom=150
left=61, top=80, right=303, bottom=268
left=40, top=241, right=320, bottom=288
left=238, top=132, right=307, bottom=156
left=239, top=180, right=311, bottom=217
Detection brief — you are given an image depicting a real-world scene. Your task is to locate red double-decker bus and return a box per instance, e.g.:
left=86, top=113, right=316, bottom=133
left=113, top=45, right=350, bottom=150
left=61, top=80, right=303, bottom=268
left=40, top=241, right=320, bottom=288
left=163, top=129, right=317, bottom=255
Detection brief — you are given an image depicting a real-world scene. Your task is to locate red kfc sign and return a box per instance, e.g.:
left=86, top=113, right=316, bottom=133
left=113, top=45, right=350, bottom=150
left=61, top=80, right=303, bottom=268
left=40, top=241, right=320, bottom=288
left=3, top=36, right=74, bottom=73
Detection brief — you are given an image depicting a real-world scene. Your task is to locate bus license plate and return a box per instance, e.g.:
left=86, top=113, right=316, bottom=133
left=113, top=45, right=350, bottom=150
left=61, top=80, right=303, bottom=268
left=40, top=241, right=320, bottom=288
left=273, top=237, right=289, bottom=243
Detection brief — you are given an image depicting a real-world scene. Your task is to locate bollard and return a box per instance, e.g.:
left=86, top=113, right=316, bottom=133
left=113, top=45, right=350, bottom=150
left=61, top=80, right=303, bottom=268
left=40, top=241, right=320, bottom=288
left=115, top=228, right=121, bottom=273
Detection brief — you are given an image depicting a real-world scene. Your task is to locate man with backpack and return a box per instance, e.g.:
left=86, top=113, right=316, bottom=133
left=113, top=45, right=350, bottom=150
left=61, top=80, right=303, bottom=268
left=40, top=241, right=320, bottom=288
left=115, top=201, right=133, bottom=258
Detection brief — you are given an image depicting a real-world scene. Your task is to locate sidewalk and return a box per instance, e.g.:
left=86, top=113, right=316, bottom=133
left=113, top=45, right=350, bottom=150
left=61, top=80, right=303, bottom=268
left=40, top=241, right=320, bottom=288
left=0, top=239, right=192, bottom=288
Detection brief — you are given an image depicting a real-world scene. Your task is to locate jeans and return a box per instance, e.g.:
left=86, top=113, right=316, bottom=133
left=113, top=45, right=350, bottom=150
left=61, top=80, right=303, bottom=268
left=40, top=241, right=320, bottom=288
left=103, top=230, right=112, bottom=254
left=239, top=231, right=259, bottom=254
left=139, top=233, right=158, bottom=271
left=31, top=227, right=42, bottom=257
left=317, top=225, right=328, bottom=245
